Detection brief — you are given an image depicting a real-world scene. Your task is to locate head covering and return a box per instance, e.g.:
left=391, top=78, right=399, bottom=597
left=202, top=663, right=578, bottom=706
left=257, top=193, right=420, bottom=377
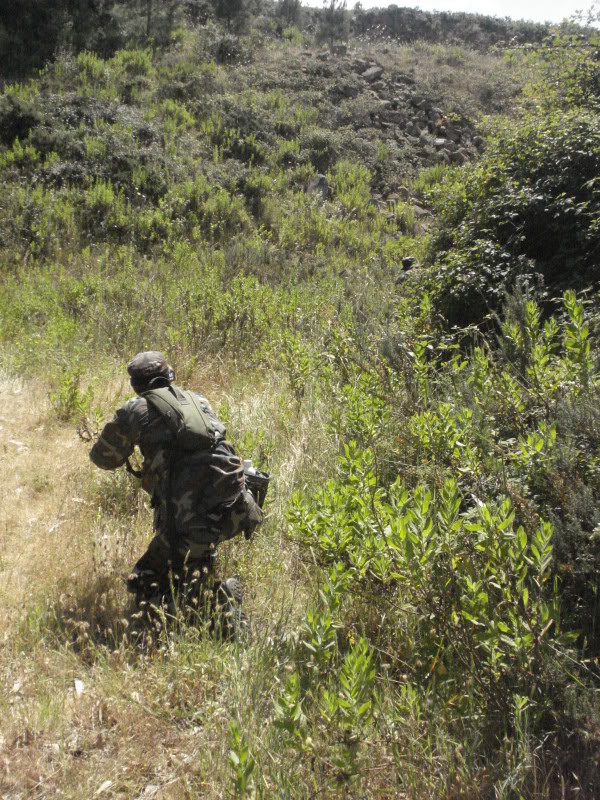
left=127, top=351, right=175, bottom=390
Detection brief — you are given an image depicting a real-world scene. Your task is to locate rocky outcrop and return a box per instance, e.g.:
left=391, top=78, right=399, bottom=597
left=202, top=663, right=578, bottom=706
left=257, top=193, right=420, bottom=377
left=300, top=48, right=485, bottom=225
left=349, top=59, right=482, bottom=170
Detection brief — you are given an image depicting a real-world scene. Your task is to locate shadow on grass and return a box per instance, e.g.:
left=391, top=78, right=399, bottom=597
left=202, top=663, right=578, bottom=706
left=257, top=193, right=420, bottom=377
left=42, top=573, right=147, bottom=661
left=27, top=572, right=244, bottom=663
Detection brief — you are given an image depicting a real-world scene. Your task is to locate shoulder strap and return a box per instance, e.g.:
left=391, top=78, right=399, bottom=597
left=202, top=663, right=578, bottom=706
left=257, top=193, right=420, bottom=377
left=143, top=386, right=216, bottom=450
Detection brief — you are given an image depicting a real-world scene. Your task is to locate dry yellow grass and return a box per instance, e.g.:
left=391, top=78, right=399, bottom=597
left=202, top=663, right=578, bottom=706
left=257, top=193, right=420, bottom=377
left=0, top=370, right=318, bottom=799
left=0, top=375, right=92, bottom=629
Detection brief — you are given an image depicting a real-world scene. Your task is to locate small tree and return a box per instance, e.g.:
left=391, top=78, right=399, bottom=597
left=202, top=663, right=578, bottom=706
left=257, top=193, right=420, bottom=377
left=317, top=0, right=348, bottom=50
left=213, top=0, right=245, bottom=30
left=278, top=0, right=301, bottom=27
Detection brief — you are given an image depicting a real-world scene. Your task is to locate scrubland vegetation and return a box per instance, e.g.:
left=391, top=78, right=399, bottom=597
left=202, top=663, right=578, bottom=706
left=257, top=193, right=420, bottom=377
left=1, top=3, right=600, bottom=797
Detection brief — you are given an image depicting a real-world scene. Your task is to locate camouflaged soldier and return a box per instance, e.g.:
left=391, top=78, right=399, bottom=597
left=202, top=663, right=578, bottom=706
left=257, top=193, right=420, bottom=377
left=90, top=351, right=262, bottom=610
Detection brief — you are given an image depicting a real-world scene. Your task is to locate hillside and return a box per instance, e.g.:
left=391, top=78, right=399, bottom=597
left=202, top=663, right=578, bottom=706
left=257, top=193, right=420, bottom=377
left=1, top=7, right=600, bottom=799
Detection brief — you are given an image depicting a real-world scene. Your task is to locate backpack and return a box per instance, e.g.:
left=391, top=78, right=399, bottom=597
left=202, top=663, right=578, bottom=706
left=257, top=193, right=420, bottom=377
left=143, top=385, right=217, bottom=450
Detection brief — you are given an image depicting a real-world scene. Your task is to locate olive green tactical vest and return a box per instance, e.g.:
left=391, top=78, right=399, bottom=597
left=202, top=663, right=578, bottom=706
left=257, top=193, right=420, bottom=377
left=143, top=386, right=217, bottom=450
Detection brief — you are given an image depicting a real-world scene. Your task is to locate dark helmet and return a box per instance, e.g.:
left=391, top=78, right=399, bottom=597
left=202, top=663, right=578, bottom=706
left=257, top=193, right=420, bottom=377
left=127, top=351, right=175, bottom=393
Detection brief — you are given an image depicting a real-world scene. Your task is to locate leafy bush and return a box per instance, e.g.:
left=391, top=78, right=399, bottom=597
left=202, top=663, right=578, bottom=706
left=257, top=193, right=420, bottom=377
left=214, top=32, right=244, bottom=64
left=0, top=93, right=42, bottom=146
left=49, top=368, right=93, bottom=423
left=427, top=109, right=600, bottom=327
left=289, top=444, right=569, bottom=730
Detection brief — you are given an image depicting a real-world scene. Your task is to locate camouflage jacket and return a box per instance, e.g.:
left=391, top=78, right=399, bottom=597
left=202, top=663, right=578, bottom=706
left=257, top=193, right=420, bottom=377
left=90, top=388, right=245, bottom=536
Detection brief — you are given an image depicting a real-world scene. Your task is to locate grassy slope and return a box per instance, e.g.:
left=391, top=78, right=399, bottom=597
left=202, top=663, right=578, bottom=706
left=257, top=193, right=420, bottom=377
left=1, top=27, right=599, bottom=799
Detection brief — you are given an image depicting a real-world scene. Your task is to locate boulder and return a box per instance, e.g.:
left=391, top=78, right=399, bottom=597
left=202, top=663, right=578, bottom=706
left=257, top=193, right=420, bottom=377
left=386, top=111, right=407, bottom=126
left=362, top=65, right=384, bottom=82
left=449, top=150, right=467, bottom=165
left=412, top=205, right=431, bottom=218
left=445, top=126, right=460, bottom=143
left=332, top=81, right=360, bottom=99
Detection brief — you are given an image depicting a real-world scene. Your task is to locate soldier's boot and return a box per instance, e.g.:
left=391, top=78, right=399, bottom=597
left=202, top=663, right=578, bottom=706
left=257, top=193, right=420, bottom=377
left=211, top=576, right=249, bottom=642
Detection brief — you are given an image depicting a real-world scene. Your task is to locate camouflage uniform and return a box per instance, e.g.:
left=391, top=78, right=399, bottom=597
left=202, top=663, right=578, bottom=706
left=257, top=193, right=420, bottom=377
left=90, top=352, right=261, bottom=603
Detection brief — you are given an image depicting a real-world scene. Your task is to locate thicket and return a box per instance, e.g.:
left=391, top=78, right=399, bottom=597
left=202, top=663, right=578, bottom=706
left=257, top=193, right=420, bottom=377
left=424, top=33, right=600, bottom=326
left=1, top=15, right=600, bottom=800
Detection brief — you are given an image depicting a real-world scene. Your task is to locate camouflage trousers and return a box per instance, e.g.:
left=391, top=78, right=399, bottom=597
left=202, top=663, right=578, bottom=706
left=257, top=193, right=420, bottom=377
left=127, top=488, right=261, bottom=603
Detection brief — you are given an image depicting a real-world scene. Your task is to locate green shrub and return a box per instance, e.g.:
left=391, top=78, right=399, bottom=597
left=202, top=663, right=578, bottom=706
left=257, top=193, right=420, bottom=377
left=215, top=33, right=244, bottom=64
left=0, top=93, right=42, bottom=146
left=428, top=108, right=600, bottom=327
left=49, top=368, right=93, bottom=423
left=289, top=444, right=571, bottom=729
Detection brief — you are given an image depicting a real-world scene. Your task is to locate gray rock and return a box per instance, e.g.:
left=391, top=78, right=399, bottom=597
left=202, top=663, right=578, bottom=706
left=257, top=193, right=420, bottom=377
left=406, top=122, right=420, bottom=137
left=386, top=112, right=407, bottom=126
left=362, top=66, right=384, bottom=82
left=449, top=150, right=467, bottom=165
left=371, top=80, right=387, bottom=91
left=434, top=138, right=447, bottom=148
left=412, top=205, right=431, bottom=218
left=333, top=81, right=360, bottom=99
